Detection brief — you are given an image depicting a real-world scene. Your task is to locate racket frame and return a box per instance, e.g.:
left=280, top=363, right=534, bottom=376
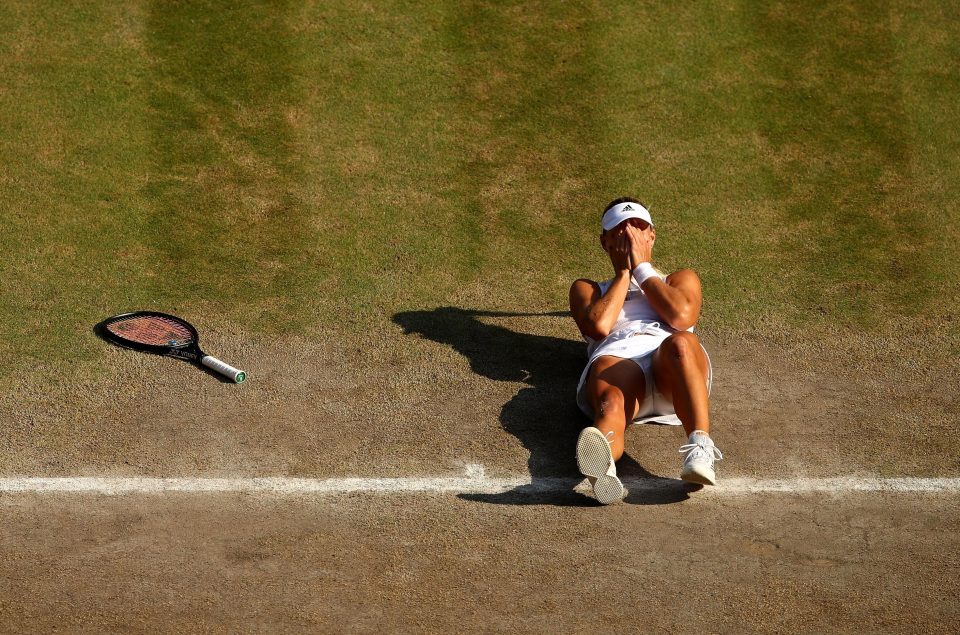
left=98, top=311, right=203, bottom=359
left=96, top=311, right=246, bottom=382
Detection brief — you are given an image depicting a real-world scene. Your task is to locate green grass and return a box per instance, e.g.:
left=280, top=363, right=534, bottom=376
left=1, top=0, right=958, bottom=383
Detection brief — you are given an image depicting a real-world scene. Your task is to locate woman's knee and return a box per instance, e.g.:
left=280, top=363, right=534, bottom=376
left=661, top=332, right=700, bottom=363
left=593, top=385, right=626, bottom=417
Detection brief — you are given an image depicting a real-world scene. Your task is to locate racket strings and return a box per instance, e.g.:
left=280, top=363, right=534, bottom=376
left=106, top=316, right=194, bottom=347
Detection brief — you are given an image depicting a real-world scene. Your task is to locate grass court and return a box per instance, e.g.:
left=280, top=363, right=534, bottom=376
left=1, top=1, right=958, bottom=632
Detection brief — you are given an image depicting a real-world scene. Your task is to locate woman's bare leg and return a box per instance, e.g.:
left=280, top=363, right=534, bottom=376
left=584, top=356, right=645, bottom=461
left=651, top=332, right=710, bottom=437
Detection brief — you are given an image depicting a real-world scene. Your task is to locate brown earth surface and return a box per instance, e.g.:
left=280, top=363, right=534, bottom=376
left=1, top=493, right=958, bottom=634
left=0, top=309, right=956, bottom=479
left=1, top=309, right=958, bottom=632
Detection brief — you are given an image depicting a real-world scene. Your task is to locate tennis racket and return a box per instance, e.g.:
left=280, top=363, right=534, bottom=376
left=97, top=311, right=246, bottom=383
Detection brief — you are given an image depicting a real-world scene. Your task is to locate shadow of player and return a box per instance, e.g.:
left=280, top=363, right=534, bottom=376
left=392, top=307, right=692, bottom=506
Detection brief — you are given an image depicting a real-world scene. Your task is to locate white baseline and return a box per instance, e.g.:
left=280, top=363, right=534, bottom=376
left=1, top=466, right=958, bottom=496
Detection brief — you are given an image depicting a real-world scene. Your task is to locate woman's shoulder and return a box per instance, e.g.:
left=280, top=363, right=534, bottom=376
left=582, top=278, right=613, bottom=293
left=569, top=277, right=608, bottom=295
left=664, top=268, right=701, bottom=285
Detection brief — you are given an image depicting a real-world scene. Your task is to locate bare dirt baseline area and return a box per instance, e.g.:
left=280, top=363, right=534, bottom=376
left=1, top=492, right=957, bottom=633
left=0, top=311, right=955, bottom=481
left=1, top=313, right=958, bottom=632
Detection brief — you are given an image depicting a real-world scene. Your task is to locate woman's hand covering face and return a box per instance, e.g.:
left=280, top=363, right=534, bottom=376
left=604, top=228, right=632, bottom=273
left=626, top=223, right=654, bottom=266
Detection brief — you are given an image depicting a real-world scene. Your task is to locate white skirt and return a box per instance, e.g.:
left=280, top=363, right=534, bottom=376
left=575, top=331, right=713, bottom=426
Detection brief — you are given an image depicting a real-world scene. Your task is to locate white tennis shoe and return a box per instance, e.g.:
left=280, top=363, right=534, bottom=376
left=679, top=431, right=723, bottom=486
left=576, top=426, right=625, bottom=505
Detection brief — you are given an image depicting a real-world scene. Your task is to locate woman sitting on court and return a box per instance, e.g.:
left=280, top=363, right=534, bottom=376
left=569, top=197, right=722, bottom=504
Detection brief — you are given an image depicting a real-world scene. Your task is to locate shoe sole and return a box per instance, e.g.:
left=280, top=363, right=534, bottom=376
left=576, top=427, right=613, bottom=478
left=681, top=465, right=716, bottom=486
left=576, top=427, right=625, bottom=504
left=591, top=474, right=626, bottom=505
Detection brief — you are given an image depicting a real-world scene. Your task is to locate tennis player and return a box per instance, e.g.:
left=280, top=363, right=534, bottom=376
left=569, top=197, right=722, bottom=504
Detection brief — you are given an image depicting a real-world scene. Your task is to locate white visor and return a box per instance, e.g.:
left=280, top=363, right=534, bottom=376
left=601, top=202, right=653, bottom=231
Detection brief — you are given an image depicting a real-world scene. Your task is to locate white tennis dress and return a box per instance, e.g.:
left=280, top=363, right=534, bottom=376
left=575, top=274, right=713, bottom=425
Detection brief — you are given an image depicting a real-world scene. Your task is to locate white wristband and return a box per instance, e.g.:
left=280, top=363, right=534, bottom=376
left=632, top=262, right=658, bottom=286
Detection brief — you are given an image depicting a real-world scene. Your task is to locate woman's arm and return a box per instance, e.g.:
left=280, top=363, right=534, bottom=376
left=569, top=272, right=631, bottom=340
left=571, top=224, right=635, bottom=339
left=625, top=223, right=702, bottom=331
left=637, top=269, right=702, bottom=331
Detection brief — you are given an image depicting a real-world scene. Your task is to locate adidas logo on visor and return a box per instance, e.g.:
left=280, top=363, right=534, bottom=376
left=623, top=204, right=634, bottom=211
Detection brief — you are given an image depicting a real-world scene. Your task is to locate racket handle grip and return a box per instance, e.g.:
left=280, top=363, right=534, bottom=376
left=201, top=355, right=247, bottom=383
